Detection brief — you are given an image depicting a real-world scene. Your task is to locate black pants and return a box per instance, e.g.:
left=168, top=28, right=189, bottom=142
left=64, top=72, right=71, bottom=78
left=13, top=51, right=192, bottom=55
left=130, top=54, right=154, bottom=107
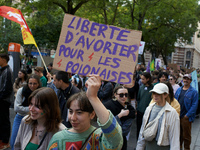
left=0, top=100, right=11, bottom=143
left=122, top=136, right=127, bottom=150
left=136, top=111, right=144, bottom=139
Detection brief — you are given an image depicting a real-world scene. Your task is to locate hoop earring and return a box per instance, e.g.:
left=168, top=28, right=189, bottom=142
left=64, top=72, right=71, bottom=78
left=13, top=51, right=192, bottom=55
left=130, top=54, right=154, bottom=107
left=113, top=97, right=117, bottom=101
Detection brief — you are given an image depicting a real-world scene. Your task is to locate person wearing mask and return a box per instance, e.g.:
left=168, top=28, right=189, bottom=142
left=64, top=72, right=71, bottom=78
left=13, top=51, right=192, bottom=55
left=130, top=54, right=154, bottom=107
left=10, top=74, right=41, bottom=150
left=13, top=70, right=28, bottom=98
left=104, top=85, right=135, bottom=150
left=136, top=72, right=154, bottom=139
left=48, top=75, right=123, bottom=150
left=14, top=87, right=66, bottom=150
left=175, top=74, right=198, bottom=150
left=136, top=83, right=180, bottom=150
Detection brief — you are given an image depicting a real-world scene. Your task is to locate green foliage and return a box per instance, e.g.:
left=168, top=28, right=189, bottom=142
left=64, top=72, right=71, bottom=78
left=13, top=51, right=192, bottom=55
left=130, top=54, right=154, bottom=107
left=29, top=9, right=65, bottom=49
left=0, top=19, right=23, bottom=52
left=0, top=0, right=199, bottom=62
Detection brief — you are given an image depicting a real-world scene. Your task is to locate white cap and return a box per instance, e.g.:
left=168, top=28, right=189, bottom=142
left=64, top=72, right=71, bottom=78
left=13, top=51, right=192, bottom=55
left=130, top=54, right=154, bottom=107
left=150, top=83, right=169, bottom=94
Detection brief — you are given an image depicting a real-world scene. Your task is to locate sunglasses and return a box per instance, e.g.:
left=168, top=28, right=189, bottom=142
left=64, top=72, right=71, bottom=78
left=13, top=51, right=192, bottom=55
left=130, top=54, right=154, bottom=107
left=169, top=78, right=173, bottom=80
left=117, top=93, right=128, bottom=98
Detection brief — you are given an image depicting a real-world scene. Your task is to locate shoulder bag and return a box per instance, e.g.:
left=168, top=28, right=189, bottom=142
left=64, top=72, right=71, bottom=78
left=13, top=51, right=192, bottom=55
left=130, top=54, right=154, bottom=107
left=142, top=105, right=165, bottom=141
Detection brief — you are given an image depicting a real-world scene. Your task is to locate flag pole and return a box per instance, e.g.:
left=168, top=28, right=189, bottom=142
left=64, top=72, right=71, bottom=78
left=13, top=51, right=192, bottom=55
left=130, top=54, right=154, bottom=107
left=35, top=46, right=48, bottom=73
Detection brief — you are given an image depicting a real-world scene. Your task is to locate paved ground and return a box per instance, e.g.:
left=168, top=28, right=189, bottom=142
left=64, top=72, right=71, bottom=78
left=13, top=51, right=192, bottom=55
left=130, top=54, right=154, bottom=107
left=5, top=108, right=200, bottom=150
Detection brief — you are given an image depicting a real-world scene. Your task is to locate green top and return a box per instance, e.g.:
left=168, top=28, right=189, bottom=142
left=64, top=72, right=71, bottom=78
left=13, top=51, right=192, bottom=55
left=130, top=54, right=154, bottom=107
left=40, top=76, right=47, bottom=87
left=137, top=84, right=154, bottom=113
left=47, top=111, right=123, bottom=150
left=25, top=142, right=38, bottom=150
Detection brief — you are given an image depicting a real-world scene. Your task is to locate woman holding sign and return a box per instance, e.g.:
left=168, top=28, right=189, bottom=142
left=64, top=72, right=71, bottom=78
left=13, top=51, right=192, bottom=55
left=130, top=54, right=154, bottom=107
left=47, top=75, right=123, bottom=150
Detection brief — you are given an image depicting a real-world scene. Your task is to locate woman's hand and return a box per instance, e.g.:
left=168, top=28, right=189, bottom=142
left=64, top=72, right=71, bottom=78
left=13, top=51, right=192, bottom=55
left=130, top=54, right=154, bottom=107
left=85, top=74, right=101, bottom=100
left=118, top=109, right=129, bottom=118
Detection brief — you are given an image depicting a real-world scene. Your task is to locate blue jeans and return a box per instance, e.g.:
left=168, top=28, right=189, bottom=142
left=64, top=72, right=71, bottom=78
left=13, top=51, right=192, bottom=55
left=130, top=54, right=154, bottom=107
left=10, top=114, right=24, bottom=150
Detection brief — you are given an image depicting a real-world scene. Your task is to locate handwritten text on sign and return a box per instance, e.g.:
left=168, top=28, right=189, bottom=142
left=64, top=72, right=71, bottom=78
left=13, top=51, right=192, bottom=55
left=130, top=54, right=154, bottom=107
left=53, top=14, right=142, bottom=85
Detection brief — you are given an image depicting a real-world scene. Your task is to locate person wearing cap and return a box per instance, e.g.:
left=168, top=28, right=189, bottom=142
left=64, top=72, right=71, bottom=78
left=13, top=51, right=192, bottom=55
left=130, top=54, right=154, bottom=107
left=136, top=83, right=180, bottom=150
left=34, top=67, right=47, bottom=87
left=175, top=74, right=198, bottom=150
left=149, top=81, right=180, bottom=116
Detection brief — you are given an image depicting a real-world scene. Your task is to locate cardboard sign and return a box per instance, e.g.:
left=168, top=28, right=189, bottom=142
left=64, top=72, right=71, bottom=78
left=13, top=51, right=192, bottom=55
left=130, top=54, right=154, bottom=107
left=53, top=14, right=142, bottom=85
left=168, top=63, right=178, bottom=71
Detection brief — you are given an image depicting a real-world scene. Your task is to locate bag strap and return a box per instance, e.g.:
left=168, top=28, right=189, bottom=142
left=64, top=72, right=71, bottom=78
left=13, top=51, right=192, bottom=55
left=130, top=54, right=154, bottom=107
left=37, top=132, right=48, bottom=149
left=145, top=104, right=166, bottom=126
left=80, top=128, right=97, bottom=150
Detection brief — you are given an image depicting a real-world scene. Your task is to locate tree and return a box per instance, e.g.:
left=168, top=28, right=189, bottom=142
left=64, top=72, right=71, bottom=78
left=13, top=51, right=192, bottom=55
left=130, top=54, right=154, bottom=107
left=76, top=0, right=125, bottom=25
left=124, top=0, right=198, bottom=65
left=0, top=0, right=23, bottom=52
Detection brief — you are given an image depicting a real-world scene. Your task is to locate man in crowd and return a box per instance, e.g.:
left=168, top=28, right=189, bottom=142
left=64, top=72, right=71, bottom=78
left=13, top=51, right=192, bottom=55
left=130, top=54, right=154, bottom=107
left=53, top=71, right=80, bottom=127
left=175, top=74, right=198, bottom=150
left=158, top=72, right=168, bottom=83
left=0, top=53, right=13, bottom=149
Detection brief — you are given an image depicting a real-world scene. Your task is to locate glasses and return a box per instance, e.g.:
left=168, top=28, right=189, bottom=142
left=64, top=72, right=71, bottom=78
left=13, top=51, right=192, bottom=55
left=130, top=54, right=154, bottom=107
left=29, top=82, right=38, bottom=86
left=169, top=78, right=173, bottom=80
left=117, top=93, right=128, bottom=98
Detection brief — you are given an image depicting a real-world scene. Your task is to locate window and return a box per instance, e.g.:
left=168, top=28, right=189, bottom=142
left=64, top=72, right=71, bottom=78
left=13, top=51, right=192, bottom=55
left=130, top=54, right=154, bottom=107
left=185, top=61, right=190, bottom=68
left=186, top=51, right=191, bottom=59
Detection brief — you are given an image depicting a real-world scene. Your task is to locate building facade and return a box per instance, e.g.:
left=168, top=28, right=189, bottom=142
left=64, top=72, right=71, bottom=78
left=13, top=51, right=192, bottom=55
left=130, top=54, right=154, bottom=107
left=143, top=22, right=200, bottom=69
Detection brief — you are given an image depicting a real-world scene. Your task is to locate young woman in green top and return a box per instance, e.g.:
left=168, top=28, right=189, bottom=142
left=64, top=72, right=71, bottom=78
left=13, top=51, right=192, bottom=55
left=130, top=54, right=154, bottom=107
left=48, top=75, right=123, bottom=150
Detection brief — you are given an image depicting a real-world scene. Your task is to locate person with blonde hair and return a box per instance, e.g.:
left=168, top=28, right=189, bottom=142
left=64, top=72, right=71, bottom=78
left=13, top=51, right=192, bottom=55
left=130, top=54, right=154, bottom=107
left=136, top=83, right=180, bottom=150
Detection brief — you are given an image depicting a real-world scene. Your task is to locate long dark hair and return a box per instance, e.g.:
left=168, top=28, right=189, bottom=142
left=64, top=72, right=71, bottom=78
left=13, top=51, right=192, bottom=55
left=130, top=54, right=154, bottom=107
left=164, top=81, right=174, bottom=103
left=16, top=70, right=28, bottom=86
left=141, top=72, right=152, bottom=85
left=26, top=88, right=62, bottom=132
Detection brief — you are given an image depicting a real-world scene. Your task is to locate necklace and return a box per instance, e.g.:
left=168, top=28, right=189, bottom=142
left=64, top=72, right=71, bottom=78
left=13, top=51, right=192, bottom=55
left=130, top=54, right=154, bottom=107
left=35, top=126, right=44, bottom=136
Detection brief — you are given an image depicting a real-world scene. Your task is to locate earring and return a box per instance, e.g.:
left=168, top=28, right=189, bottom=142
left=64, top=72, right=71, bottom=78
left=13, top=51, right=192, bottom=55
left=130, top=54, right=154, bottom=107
left=113, top=97, right=117, bottom=101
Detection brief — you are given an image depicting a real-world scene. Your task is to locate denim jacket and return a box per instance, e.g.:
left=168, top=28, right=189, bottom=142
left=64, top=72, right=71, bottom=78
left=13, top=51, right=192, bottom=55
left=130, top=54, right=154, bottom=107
left=175, top=86, right=198, bottom=122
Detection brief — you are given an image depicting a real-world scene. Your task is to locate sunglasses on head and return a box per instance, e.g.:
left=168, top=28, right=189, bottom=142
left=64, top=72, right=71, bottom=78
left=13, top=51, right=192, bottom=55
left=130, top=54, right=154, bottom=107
left=117, top=93, right=128, bottom=98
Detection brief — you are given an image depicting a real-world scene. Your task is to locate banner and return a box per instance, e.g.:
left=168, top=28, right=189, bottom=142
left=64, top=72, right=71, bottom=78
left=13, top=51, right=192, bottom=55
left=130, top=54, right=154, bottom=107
left=155, top=58, right=161, bottom=70
left=191, top=70, right=198, bottom=93
left=150, top=60, right=154, bottom=71
left=0, top=6, right=37, bottom=47
left=139, top=41, right=145, bottom=55
left=53, top=14, right=142, bottom=85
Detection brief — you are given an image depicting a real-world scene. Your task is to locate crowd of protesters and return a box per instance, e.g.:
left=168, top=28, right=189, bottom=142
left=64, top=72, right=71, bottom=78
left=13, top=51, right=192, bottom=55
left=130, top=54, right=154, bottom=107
left=0, top=53, right=200, bottom=150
